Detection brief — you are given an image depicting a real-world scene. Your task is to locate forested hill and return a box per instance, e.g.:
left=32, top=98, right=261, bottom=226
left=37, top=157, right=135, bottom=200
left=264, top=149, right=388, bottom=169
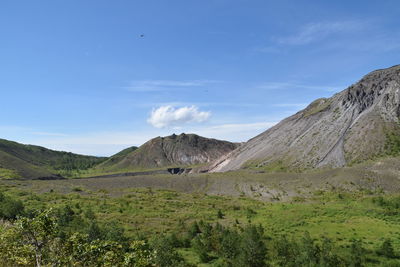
left=0, top=138, right=106, bottom=179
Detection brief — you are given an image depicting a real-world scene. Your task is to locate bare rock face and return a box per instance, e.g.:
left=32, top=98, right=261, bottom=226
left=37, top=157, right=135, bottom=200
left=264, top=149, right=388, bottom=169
left=210, top=65, right=400, bottom=172
left=98, top=133, right=239, bottom=170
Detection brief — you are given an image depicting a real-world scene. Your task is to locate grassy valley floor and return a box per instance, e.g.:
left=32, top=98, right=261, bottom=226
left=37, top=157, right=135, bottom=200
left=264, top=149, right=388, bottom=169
left=1, top=169, right=400, bottom=265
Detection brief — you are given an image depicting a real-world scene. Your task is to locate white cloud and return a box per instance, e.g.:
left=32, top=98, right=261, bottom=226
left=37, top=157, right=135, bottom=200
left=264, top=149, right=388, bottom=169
left=147, top=105, right=211, bottom=128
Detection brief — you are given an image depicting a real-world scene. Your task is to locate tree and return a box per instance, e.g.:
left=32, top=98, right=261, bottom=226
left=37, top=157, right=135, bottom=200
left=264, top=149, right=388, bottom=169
left=152, top=235, right=184, bottom=267
left=0, top=209, right=59, bottom=267
left=123, top=241, right=155, bottom=267
left=319, top=237, right=343, bottom=267
left=0, top=192, right=24, bottom=220
left=296, top=231, right=320, bottom=266
left=217, top=209, right=224, bottom=219
left=220, top=229, right=240, bottom=263
left=103, top=221, right=127, bottom=242
left=0, top=210, right=156, bottom=266
left=237, top=225, right=267, bottom=267
left=57, top=205, right=75, bottom=226
left=188, top=221, right=201, bottom=239
left=349, top=239, right=365, bottom=267
left=378, top=239, right=396, bottom=259
left=273, top=235, right=299, bottom=267
left=87, top=221, right=102, bottom=241
left=192, top=236, right=210, bottom=263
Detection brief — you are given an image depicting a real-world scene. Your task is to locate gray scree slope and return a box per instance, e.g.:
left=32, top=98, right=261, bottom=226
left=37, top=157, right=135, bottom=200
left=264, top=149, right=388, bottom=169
left=210, top=65, right=400, bottom=172
left=98, top=133, right=239, bottom=170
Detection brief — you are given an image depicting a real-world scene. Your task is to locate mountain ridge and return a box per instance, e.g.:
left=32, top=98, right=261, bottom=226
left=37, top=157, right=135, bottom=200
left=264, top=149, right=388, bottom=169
left=209, top=64, right=400, bottom=172
left=97, top=133, right=239, bottom=171
left=0, top=138, right=105, bottom=179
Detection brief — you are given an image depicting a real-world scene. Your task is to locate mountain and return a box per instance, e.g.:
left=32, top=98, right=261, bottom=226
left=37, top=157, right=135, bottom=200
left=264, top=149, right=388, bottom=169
left=0, top=139, right=105, bottom=179
left=210, top=65, right=400, bottom=172
left=97, top=133, right=239, bottom=171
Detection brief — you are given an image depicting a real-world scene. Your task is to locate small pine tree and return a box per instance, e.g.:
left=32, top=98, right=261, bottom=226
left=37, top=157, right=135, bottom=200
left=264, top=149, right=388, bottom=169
left=87, top=221, right=102, bottom=241
left=349, top=239, right=365, bottom=267
left=217, top=209, right=224, bottom=219
left=237, top=225, right=267, bottom=267
left=378, top=238, right=396, bottom=258
left=152, top=235, right=184, bottom=267
left=58, top=205, right=75, bottom=226
left=0, top=192, right=24, bottom=220
left=192, top=236, right=211, bottom=263
left=220, top=229, right=240, bottom=262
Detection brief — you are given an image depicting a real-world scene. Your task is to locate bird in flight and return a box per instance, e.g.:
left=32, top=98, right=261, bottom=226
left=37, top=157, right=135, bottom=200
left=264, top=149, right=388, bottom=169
left=140, top=34, right=145, bottom=38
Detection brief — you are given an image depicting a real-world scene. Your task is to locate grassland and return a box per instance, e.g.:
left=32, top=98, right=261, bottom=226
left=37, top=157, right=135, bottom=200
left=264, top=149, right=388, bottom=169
left=2, top=168, right=400, bottom=266
left=2, top=155, right=400, bottom=265
left=3, top=184, right=399, bottom=247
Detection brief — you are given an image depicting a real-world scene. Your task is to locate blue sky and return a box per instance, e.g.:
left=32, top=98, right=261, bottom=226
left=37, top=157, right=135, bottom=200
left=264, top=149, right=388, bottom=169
left=1, top=0, right=400, bottom=156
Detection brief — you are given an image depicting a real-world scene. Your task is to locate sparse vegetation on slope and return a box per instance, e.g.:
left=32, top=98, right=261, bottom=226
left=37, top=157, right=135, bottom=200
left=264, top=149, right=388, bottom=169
left=96, top=133, right=238, bottom=172
left=385, top=131, right=400, bottom=156
left=210, top=65, right=400, bottom=172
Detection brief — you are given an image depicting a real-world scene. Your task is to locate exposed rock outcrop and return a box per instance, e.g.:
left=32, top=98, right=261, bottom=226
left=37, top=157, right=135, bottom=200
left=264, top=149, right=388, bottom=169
left=209, top=65, right=400, bottom=172
left=97, top=133, right=239, bottom=171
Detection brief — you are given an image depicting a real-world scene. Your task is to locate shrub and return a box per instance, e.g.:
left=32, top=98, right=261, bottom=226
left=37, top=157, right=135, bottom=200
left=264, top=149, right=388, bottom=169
left=237, top=225, right=267, bottom=267
left=378, top=239, right=396, bottom=259
left=0, top=192, right=24, bottom=220
left=152, top=235, right=184, bottom=267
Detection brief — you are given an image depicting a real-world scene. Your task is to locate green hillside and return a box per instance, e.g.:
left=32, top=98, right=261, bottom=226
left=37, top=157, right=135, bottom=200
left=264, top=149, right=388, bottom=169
left=0, top=139, right=106, bottom=179
left=97, top=146, right=138, bottom=168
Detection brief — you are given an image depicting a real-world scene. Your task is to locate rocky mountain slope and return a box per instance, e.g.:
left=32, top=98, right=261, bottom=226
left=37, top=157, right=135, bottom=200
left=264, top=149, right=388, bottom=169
left=97, top=133, right=239, bottom=171
left=0, top=139, right=105, bottom=179
left=210, top=64, right=400, bottom=172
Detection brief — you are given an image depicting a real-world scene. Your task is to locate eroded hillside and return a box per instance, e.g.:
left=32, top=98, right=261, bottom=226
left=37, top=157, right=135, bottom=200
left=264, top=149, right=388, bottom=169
left=209, top=65, right=400, bottom=172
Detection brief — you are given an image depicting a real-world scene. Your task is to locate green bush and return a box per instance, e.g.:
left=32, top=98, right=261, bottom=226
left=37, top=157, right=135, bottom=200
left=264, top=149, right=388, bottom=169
left=378, top=239, right=397, bottom=259
left=0, top=192, right=24, bottom=220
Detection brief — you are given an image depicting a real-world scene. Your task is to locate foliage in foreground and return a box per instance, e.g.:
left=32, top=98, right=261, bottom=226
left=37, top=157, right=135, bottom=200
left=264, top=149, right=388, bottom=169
left=181, top=220, right=400, bottom=267
left=1, top=191, right=400, bottom=266
left=1, top=209, right=400, bottom=266
left=0, top=209, right=157, bottom=267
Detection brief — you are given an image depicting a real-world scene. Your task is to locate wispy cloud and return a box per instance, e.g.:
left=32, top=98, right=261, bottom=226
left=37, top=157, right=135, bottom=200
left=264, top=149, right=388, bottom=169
left=323, top=33, right=400, bottom=52
left=188, top=122, right=277, bottom=142
left=275, top=20, right=366, bottom=46
left=257, top=82, right=343, bottom=92
left=134, top=101, right=260, bottom=109
left=255, top=20, right=374, bottom=53
left=258, top=19, right=400, bottom=55
left=272, top=103, right=307, bottom=108
left=30, top=132, right=68, bottom=137
left=147, top=105, right=211, bottom=128
left=29, top=132, right=154, bottom=156
left=123, top=80, right=219, bottom=92
left=206, top=122, right=275, bottom=131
